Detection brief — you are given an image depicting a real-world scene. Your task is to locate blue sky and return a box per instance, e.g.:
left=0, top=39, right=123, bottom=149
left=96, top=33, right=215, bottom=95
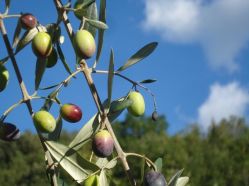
left=0, top=0, right=249, bottom=134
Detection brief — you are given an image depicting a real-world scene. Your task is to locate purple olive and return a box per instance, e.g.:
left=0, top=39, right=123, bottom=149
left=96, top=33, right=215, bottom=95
left=0, top=123, right=21, bottom=141
left=144, top=170, right=167, bottom=186
left=20, top=13, right=37, bottom=30
left=92, top=130, right=114, bottom=157
left=60, top=103, right=82, bottom=123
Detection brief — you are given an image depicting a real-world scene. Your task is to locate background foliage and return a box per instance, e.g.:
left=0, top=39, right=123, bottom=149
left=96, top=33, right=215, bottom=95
left=0, top=115, right=248, bottom=186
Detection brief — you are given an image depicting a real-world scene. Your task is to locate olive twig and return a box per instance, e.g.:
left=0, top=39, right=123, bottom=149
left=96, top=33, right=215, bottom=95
left=1, top=14, right=21, bottom=19
left=126, top=152, right=158, bottom=171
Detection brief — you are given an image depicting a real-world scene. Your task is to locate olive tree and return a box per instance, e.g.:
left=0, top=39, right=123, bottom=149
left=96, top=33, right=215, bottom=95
left=0, top=0, right=189, bottom=185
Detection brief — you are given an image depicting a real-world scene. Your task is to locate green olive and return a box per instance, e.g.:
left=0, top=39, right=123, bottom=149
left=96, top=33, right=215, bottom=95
left=32, top=32, right=52, bottom=58
left=83, top=175, right=100, bottom=186
left=33, top=110, right=56, bottom=133
left=0, top=64, right=9, bottom=92
left=127, top=91, right=145, bottom=117
left=74, top=29, right=96, bottom=59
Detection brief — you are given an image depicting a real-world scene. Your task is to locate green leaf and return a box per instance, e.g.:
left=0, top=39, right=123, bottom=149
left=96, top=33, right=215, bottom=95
left=4, top=0, right=10, bottom=14
left=117, top=42, right=158, bottom=72
left=140, top=156, right=146, bottom=185
left=48, top=115, right=63, bottom=141
left=93, top=0, right=106, bottom=68
left=77, top=0, right=95, bottom=9
left=107, top=49, right=114, bottom=109
left=96, top=158, right=117, bottom=170
left=15, top=27, right=39, bottom=54
left=35, top=58, right=47, bottom=90
left=46, top=24, right=61, bottom=43
left=99, top=170, right=108, bottom=186
left=69, top=114, right=100, bottom=150
left=176, top=177, right=189, bottom=186
left=45, top=141, right=99, bottom=183
left=56, top=42, right=74, bottom=76
left=140, top=79, right=157, bottom=84
left=0, top=56, right=10, bottom=65
left=83, top=2, right=98, bottom=37
left=109, top=98, right=133, bottom=114
left=12, top=20, right=22, bottom=48
left=39, top=83, right=61, bottom=90
left=154, top=158, right=163, bottom=172
left=168, top=169, right=184, bottom=186
left=85, top=18, right=108, bottom=30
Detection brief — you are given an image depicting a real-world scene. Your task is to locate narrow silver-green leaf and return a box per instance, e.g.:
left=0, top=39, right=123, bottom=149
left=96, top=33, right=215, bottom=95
left=39, top=83, right=61, bottom=90
left=77, top=0, right=95, bottom=9
left=117, top=42, right=158, bottom=72
left=168, top=169, right=184, bottom=186
left=107, top=49, right=114, bottom=109
left=83, top=2, right=98, bottom=37
left=154, top=158, right=163, bottom=172
left=85, top=18, right=108, bottom=30
left=15, top=27, right=38, bottom=54
left=56, top=42, right=74, bottom=76
left=12, top=20, right=22, bottom=48
left=140, top=156, right=146, bottom=185
left=45, top=141, right=99, bottom=183
left=96, top=158, right=117, bottom=170
left=109, top=98, right=133, bottom=113
left=176, top=177, right=189, bottom=186
left=35, top=58, right=47, bottom=90
left=48, top=115, right=63, bottom=141
left=69, top=114, right=100, bottom=150
left=41, top=86, right=61, bottom=111
left=140, top=79, right=157, bottom=84
left=99, top=170, right=108, bottom=186
left=4, top=0, right=10, bottom=14
left=0, top=56, right=10, bottom=65
left=93, top=0, right=106, bottom=68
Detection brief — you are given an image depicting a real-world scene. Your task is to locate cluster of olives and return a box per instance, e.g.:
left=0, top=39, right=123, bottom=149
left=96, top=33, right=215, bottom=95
left=33, top=103, right=83, bottom=133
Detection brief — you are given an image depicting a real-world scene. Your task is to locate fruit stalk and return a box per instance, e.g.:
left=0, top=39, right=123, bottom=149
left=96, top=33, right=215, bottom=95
left=52, top=1, right=136, bottom=185
left=0, top=16, right=58, bottom=186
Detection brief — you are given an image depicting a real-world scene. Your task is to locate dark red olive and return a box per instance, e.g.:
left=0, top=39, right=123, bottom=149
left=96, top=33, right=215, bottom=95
left=60, top=103, right=82, bottom=123
left=0, top=123, right=21, bottom=141
left=20, top=13, right=37, bottom=30
left=92, top=130, right=114, bottom=157
left=152, top=111, right=158, bottom=121
left=144, top=170, right=167, bottom=186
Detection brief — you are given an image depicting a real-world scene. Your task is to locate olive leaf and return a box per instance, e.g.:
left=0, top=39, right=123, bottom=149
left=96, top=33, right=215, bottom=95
left=39, top=83, right=61, bottom=90
left=48, top=115, right=63, bottom=141
left=76, top=0, right=95, bottom=9
left=12, top=20, right=22, bottom=48
left=83, top=2, right=98, bottom=38
left=117, top=42, right=158, bottom=72
left=93, top=0, right=106, bottom=68
left=99, top=170, right=108, bottom=186
left=109, top=98, right=133, bottom=114
left=107, top=49, right=114, bottom=109
left=45, top=141, right=99, bottom=183
left=96, top=158, right=117, bottom=170
left=56, top=42, right=74, bottom=76
left=85, top=18, right=108, bottom=30
left=35, top=58, right=47, bottom=91
left=4, top=0, right=10, bottom=14
left=140, top=156, right=146, bottom=185
left=0, top=55, right=10, bottom=65
left=46, top=23, right=61, bottom=43
left=140, top=79, right=157, bottom=84
left=176, top=177, right=189, bottom=186
left=168, top=169, right=184, bottom=186
left=15, top=27, right=38, bottom=54
left=69, top=114, right=100, bottom=150
left=154, top=158, right=163, bottom=172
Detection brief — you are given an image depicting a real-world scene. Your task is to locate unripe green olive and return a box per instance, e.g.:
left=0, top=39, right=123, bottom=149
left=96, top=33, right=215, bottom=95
left=20, top=13, right=37, bottom=30
left=46, top=47, right=58, bottom=68
left=74, top=0, right=88, bottom=20
left=92, top=130, right=114, bottom=158
left=144, top=170, right=167, bottom=186
left=32, top=32, right=52, bottom=58
left=0, top=123, right=21, bottom=141
left=33, top=110, right=56, bottom=133
left=74, top=29, right=96, bottom=59
left=0, top=64, right=9, bottom=92
left=83, top=175, right=100, bottom=186
left=60, top=103, right=82, bottom=123
left=127, top=91, right=145, bottom=117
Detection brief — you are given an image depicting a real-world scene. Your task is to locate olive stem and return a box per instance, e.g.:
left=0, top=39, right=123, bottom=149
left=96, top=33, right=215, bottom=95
left=2, top=14, right=21, bottom=19
left=94, top=69, right=158, bottom=111
left=126, top=153, right=158, bottom=171
left=53, top=1, right=137, bottom=185
left=0, top=17, right=58, bottom=186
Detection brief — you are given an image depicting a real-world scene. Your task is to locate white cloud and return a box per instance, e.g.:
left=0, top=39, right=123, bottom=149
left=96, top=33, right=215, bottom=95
left=143, top=0, right=249, bottom=72
left=198, top=82, right=249, bottom=130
